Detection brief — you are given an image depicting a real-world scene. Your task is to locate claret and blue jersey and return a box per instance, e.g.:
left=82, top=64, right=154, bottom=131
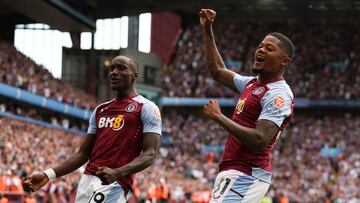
left=220, top=74, right=294, bottom=184
left=85, top=94, right=162, bottom=193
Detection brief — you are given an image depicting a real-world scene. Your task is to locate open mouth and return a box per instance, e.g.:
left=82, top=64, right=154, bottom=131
left=255, top=55, right=265, bottom=63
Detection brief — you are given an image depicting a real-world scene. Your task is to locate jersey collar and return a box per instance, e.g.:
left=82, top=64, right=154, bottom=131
left=256, top=76, right=284, bottom=85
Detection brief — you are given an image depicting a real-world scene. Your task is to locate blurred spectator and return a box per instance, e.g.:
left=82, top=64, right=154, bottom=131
left=0, top=194, right=8, bottom=203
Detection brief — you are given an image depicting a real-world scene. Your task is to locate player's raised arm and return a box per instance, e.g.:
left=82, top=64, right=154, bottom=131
left=200, top=9, right=238, bottom=92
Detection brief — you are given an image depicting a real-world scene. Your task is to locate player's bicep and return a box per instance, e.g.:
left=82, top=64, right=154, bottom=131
left=256, top=119, right=279, bottom=145
left=78, top=133, right=96, bottom=159
left=142, top=133, right=160, bottom=156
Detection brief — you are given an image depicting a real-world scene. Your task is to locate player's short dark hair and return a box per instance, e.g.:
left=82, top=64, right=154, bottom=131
left=268, top=32, right=295, bottom=61
left=116, top=54, right=139, bottom=72
left=125, top=55, right=139, bottom=72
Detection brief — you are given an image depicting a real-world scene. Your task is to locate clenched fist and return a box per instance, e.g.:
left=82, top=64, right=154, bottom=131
left=199, top=9, right=216, bottom=27
left=96, top=167, right=120, bottom=185
left=22, top=172, right=49, bottom=192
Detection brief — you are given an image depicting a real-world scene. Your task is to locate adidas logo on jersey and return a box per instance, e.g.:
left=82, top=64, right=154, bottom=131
left=98, top=114, right=125, bottom=131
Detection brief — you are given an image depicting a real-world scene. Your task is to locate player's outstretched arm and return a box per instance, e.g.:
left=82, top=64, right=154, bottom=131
left=204, top=100, right=279, bottom=151
left=200, top=9, right=238, bottom=93
left=52, top=133, right=96, bottom=176
left=96, top=133, right=160, bottom=185
left=24, top=133, right=96, bottom=192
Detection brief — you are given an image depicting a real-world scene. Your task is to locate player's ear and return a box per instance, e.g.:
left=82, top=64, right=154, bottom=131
left=281, top=56, right=291, bottom=68
left=133, top=72, right=139, bottom=81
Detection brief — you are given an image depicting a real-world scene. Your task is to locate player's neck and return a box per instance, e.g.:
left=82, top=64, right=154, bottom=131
left=116, top=87, right=138, bottom=99
left=258, top=73, right=283, bottom=84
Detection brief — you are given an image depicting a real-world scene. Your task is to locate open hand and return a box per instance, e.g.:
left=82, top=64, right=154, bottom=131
left=204, top=99, right=222, bottom=121
left=199, top=9, right=216, bottom=27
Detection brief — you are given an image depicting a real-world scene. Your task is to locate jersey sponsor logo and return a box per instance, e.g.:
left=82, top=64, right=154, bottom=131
left=252, top=86, right=265, bottom=95
left=264, top=103, right=282, bottom=116
left=235, top=98, right=246, bottom=114
left=149, top=117, right=162, bottom=128
left=98, top=114, right=125, bottom=131
left=153, top=107, right=161, bottom=118
left=125, top=103, right=138, bottom=112
left=274, top=96, right=285, bottom=108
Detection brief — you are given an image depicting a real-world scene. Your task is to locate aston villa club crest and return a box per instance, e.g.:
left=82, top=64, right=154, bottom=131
left=253, top=86, right=265, bottom=95
left=125, top=103, right=138, bottom=112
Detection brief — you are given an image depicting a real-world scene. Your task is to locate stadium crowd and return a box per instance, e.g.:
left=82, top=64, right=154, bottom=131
left=158, top=111, right=360, bottom=203
left=0, top=18, right=359, bottom=203
left=0, top=116, right=83, bottom=203
left=162, top=20, right=360, bottom=99
left=1, top=111, right=359, bottom=202
left=269, top=114, right=360, bottom=202
left=0, top=42, right=97, bottom=110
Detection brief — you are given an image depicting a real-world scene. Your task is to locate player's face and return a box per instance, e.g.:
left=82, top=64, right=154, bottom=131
left=109, top=56, right=138, bottom=90
left=253, top=35, right=288, bottom=74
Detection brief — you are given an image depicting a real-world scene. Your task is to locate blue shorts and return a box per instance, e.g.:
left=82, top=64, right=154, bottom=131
left=210, top=170, right=270, bottom=203
left=74, top=174, right=132, bottom=203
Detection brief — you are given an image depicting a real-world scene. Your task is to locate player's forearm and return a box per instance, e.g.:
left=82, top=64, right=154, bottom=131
left=216, top=114, right=267, bottom=150
left=52, top=152, right=89, bottom=177
left=115, top=151, right=156, bottom=177
left=202, top=25, right=227, bottom=79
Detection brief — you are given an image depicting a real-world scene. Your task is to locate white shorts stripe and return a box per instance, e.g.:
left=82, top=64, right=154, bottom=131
left=104, top=186, right=122, bottom=203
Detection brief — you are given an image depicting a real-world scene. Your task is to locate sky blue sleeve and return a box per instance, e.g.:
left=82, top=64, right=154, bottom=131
left=87, top=109, right=97, bottom=134
left=141, top=102, right=162, bottom=135
left=258, top=88, right=293, bottom=127
left=233, top=74, right=256, bottom=93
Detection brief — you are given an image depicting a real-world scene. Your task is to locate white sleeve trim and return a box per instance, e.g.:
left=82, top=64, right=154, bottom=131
left=233, top=74, right=255, bottom=93
left=258, top=88, right=293, bottom=127
left=141, top=102, right=162, bottom=135
left=87, top=108, right=97, bottom=134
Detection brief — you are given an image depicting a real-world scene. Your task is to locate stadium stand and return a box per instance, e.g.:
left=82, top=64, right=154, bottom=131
left=1, top=111, right=359, bottom=202
left=0, top=42, right=98, bottom=110
left=0, top=3, right=359, bottom=202
left=0, top=102, right=87, bottom=132
left=162, top=20, right=360, bottom=99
